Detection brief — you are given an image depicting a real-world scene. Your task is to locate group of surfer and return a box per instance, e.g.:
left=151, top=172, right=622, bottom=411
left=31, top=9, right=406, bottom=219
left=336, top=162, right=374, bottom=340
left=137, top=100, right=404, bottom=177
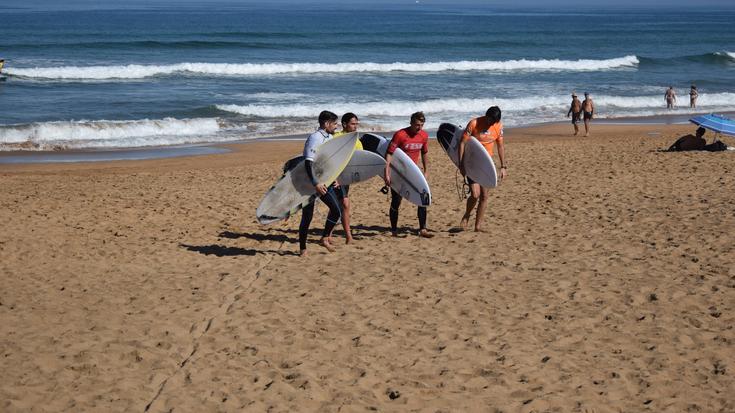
left=298, top=108, right=506, bottom=256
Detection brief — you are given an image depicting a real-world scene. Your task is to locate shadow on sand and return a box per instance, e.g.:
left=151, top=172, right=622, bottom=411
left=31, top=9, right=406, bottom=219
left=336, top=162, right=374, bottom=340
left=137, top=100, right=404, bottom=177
left=180, top=243, right=299, bottom=257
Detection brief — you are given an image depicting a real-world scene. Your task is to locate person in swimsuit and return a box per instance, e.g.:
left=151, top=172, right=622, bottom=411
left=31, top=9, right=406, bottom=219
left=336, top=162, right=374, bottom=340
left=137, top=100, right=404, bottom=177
left=330, top=112, right=364, bottom=244
left=299, top=110, right=343, bottom=256
left=383, top=111, right=434, bottom=238
left=582, top=92, right=595, bottom=137
left=665, top=86, right=677, bottom=109
left=567, top=92, right=582, bottom=136
left=459, top=106, right=507, bottom=232
left=689, top=85, right=698, bottom=108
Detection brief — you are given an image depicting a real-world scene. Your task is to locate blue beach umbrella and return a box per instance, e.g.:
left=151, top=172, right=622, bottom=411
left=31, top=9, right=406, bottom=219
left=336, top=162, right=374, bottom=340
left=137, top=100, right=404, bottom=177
left=689, top=114, right=735, bottom=138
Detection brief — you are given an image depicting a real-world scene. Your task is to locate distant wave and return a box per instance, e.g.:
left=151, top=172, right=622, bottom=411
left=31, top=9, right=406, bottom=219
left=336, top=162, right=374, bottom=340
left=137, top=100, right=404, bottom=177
left=0, top=118, right=223, bottom=150
left=5, top=56, right=639, bottom=80
left=639, top=52, right=735, bottom=66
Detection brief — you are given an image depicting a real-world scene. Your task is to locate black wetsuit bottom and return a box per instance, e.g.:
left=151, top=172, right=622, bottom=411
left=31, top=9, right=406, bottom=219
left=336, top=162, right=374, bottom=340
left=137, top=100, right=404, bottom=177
left=389, top=189, right=427, bottom=233
left=299, top=185, right=341, bottom=250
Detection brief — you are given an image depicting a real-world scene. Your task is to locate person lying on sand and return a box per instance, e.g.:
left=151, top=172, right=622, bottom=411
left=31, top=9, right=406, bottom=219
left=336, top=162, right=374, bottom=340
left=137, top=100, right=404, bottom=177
left=668, top=127, right=706, bottom=151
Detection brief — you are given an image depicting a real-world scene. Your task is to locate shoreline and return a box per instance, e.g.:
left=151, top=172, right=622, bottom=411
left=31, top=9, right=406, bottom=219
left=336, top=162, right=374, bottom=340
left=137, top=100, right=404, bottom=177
left=2, top=111, right=732, bottom=165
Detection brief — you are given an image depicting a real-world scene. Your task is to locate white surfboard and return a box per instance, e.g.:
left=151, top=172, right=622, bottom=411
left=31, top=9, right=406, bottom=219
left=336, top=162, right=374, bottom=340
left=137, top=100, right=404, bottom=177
left=336, top=149, right=386, bottom=186
left=437, top=123, right=497, bottom=188
left=360, top=133, right=431, bottom=207
left=256, top=132, right=358, bottom=224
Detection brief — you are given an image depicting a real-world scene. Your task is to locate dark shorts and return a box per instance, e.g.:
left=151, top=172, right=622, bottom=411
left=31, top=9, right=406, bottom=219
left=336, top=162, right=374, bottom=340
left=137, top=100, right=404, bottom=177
left=336, top=184, right=350, bottom=199
left=466, top=176, right=477, bottom=186
left=571, top=112, right=581, bottom=124
left=583, top=111, right=593, bottom=120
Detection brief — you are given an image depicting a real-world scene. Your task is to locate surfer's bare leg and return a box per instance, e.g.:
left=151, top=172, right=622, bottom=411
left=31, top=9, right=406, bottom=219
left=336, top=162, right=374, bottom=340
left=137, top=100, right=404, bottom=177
left=341, top=197, right=353, bottom=243
left=474, top=187, right=489, bottom=232
left=461, top=183, right=480, bottom=229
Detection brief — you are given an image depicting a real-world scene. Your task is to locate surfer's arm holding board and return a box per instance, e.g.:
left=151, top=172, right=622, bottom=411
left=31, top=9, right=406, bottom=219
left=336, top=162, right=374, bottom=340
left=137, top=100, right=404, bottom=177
left=383, top=152, right=393, bottom=187
left=305, top=159, right=328, bottom=196
left=303, top=129, right=331, bottom=196
left=420, top=148, right=429, bottom=179
left=458, top=120, right=476, bottom=177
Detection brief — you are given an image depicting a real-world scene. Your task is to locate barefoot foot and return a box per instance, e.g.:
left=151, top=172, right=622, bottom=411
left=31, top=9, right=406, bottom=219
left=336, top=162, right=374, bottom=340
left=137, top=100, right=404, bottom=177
left=320, top=238, right=336, bottom=252
left=460, top=216, right=470, bottom=230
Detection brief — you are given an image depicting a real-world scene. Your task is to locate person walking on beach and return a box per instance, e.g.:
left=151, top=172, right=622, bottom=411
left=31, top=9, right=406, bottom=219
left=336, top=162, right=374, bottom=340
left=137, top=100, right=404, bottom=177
left=459, top=106, right=507, bottom=232
left=330, top=112, right=363, bottom=244
left=665, top=86, right=677, bottom=109
left=582, top=92, right=595, bottom=137
left=298, top=110, right=343, bottom=256
left=689, top=85, right=698, bottom=108
left=567, top=92, right=582, bottom=136
left=384, top=111, right=434, bottom=238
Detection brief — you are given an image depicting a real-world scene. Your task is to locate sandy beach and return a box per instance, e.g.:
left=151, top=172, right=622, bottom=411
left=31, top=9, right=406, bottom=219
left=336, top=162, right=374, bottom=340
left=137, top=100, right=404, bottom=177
left=1, top=123, right=733, bottom=412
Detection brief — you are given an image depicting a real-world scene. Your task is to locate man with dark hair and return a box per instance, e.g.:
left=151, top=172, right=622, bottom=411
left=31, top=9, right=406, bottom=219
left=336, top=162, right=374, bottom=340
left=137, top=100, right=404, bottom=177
left=567, top=92, right=582, bottom=136
left=582, top=92, right=594, bottom=137
left=384, top=111, right=434, bottom=238
left=459, top=106, right=507, bottom=232
left=299, top=110, right=342, bottom=256
left=330, top=112, right=363, bottom=243
left=668, top=127, right=707, bottom=151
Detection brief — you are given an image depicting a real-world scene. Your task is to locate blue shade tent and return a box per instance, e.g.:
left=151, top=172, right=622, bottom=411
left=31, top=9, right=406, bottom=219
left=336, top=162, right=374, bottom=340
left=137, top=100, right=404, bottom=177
left=689, top=114, right=735, bottom=137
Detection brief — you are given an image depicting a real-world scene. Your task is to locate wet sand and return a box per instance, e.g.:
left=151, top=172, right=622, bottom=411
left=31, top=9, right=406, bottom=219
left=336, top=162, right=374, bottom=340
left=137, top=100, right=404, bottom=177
left=1, top=123, right=733, bottom=412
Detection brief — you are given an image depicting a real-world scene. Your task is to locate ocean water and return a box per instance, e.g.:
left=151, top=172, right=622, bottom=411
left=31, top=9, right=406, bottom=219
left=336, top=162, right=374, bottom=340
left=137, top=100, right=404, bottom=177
left=1, top=2, right=734, bottom=150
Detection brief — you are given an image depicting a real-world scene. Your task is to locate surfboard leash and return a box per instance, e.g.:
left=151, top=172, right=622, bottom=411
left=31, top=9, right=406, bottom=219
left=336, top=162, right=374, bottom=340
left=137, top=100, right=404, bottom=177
left=455, top=170, right=469, bottom=200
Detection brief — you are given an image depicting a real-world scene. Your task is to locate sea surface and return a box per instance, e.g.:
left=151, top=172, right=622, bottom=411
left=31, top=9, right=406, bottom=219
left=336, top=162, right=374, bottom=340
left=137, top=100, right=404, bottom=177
left=1, top=2, right=734, bottom=150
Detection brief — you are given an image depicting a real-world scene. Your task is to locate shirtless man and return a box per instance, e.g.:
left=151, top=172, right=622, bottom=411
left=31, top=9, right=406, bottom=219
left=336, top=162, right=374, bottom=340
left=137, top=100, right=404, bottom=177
left=582, top=92, right=595, bottom=137
left=459, top=106, right=507, bottom=232
left=567, top=92, right=582, bottom=136
left=665, top=86, right=676, bottom=109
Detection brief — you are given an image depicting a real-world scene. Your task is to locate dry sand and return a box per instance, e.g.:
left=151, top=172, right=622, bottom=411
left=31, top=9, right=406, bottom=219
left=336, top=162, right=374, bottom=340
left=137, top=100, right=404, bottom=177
left=1, top=123, right=733, bottom=412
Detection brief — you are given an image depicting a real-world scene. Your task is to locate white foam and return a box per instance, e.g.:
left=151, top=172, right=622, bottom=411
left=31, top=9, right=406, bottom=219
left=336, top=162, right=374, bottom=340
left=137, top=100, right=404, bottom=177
left=4, top=91, right=734, bottom=150
left=6, top=56, right=639, bottom=80
left=217, top=92, right=735, bottom=119
left=0, top=118, right=223, bottom=149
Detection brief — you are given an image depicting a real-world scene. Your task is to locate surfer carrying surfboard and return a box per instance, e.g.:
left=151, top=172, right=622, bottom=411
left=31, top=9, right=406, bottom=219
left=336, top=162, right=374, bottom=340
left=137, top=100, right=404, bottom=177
left=299, top=111, right=343, bottom=256
left=384, top=112, right=434, bottom=238
left=459, top=106, right=507, bottom=232
left=331, top=112, right=364, bottom=244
